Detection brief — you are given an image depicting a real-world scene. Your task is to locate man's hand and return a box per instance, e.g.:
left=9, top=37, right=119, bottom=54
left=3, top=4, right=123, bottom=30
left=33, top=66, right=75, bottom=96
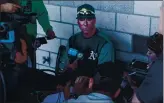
left=46, top=29, right=56, bottom=40
left=68, top=60, right=78, bottom=70
left=73, top=76, right=91, bottom=96
left=0, top=3, right=21, bottom=13
left=131, top=92, right=141, bottom=103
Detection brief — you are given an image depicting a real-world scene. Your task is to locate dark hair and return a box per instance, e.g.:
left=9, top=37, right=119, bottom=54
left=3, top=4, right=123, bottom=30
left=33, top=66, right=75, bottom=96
left=93, top=62, right=122, bottom=95
left=147, top=32, right=163, bottom=55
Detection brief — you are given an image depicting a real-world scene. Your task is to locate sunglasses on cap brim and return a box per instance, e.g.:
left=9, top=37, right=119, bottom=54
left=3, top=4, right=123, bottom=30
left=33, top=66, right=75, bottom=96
left=76, top=16, right=95, bottom=19
left=77, top=9, right=95, bottom=15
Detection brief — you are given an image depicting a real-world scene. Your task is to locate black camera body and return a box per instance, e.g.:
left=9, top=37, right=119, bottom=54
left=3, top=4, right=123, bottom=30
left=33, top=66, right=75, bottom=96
left=0, top=12, right=36, bottom=43
left=35, top=37, right=47, bottom=45
left=17, top=0, right=32, bottom=13
left=0, top=0, right=36, bottom=26
left=128, top=59, right=148, bottom=87
left=0, top=0, right=36, bottom=43
left=0, top=12, right=37, bottom=26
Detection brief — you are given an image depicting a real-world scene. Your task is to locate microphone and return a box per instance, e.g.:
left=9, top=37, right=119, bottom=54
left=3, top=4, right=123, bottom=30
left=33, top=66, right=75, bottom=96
left=68, top=48, right=83, bottom=60
left=55, top=45, right=67, bottom=74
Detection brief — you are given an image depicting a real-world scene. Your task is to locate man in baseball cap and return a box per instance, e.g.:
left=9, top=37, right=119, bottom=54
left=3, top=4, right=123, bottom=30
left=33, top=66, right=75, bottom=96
left=42, top=4, right=115, bottom=103
left=66, top=3, right=115, bottom=77
left=76, top=4, right=95, bottom=19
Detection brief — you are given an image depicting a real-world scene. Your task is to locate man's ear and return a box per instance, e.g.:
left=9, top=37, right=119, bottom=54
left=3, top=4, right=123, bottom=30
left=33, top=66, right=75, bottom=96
left=88, top=78, right=94, bottom=89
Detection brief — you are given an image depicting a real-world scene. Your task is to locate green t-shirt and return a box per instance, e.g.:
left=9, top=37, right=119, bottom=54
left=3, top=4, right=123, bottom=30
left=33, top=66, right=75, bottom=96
left=58, top=29, right=115, bottom=73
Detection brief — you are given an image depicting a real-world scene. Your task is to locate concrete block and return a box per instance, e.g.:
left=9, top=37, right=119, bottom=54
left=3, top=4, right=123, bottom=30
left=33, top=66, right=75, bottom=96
left=50, top=21, right=73, bottom=39
left=133, top=35, right=149, bottom=55
left=61, top=7, right=77, bottom=24
left=45, top=5, right=60, bottom=21
left=36, top=50, right=49, bottom=66
left=100, top=1, right=134, bottom=14
left=100, top=29, right=132, bottom=52
left=38, top=38, right=60, bottom=53
left=43, top=0, right=48, bottom=4
left=49, top=0, right=133, bottom=14
left=74, top=25, right=81, bottom=34
left=74, top=1, right=134, bottom=14
left=134, top=1, right=162, bottom=16
left=109, top=31, right=132, bottom=52
left=61, top=40, right=68, bottom=46
left=37, top=20, right=45, bottom=34
left=117, top=13, right=150, bottom=36
left=116, top=51, right=148, bottom=63
left=49, top=1, right=74, bottom=7
left=50, top=53, right=57, bottom=68
left=151, top=18, right=159, bottom=36
left=96, top=11, right=115, bottom=30
left=74, top=1, right=101, bottom=9
left=48, top=1, right=61, bottom=6
left=36, top=34, right=46, bottom=38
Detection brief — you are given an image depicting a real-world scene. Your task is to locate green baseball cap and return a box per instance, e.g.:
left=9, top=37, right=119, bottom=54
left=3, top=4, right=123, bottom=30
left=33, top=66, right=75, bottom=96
left=76, top=4, right=95, bottom=19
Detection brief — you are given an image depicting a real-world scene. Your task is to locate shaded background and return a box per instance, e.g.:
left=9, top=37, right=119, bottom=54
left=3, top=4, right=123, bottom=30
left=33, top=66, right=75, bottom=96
left=36, top=1, right=162, bottom=71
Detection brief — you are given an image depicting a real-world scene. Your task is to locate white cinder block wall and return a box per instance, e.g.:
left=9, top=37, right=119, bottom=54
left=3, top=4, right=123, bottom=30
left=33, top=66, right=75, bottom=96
left=36, top=1, right=162, bottom=70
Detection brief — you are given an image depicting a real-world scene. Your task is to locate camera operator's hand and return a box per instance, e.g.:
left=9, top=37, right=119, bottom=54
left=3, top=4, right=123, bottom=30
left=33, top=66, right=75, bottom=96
left=15, top=39, right=27, bottom=64
left=46, top=29, right=56, bottom=40
left=0, top=3, right=21, bottom=13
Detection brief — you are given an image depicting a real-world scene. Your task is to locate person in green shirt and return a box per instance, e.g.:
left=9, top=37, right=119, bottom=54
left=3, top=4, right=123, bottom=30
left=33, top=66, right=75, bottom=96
left=42, top=4, right=115, bottom=103
left=12, top=0, right=56, bottom=68
left=59, top=4, right=115, bottom=77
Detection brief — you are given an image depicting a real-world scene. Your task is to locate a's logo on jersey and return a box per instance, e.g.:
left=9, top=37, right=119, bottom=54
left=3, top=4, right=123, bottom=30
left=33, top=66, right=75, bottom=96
left=88, top=51, right=97, bottom=60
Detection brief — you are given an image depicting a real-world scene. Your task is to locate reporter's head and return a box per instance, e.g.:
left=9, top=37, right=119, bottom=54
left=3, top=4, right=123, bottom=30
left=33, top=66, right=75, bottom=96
left=93, top=62, right=122, bottom=98
left=147, top=32, right=163, bottom=62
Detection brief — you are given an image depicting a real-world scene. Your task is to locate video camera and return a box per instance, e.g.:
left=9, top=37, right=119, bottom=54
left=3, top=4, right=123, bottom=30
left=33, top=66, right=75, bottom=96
left=0, top=0, right=36, bottom=43
left=17, top=0, right=32, bottom=13
left=1, top=0, right=36, bottom=24
left=127, top=59, right=148, bottom=87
